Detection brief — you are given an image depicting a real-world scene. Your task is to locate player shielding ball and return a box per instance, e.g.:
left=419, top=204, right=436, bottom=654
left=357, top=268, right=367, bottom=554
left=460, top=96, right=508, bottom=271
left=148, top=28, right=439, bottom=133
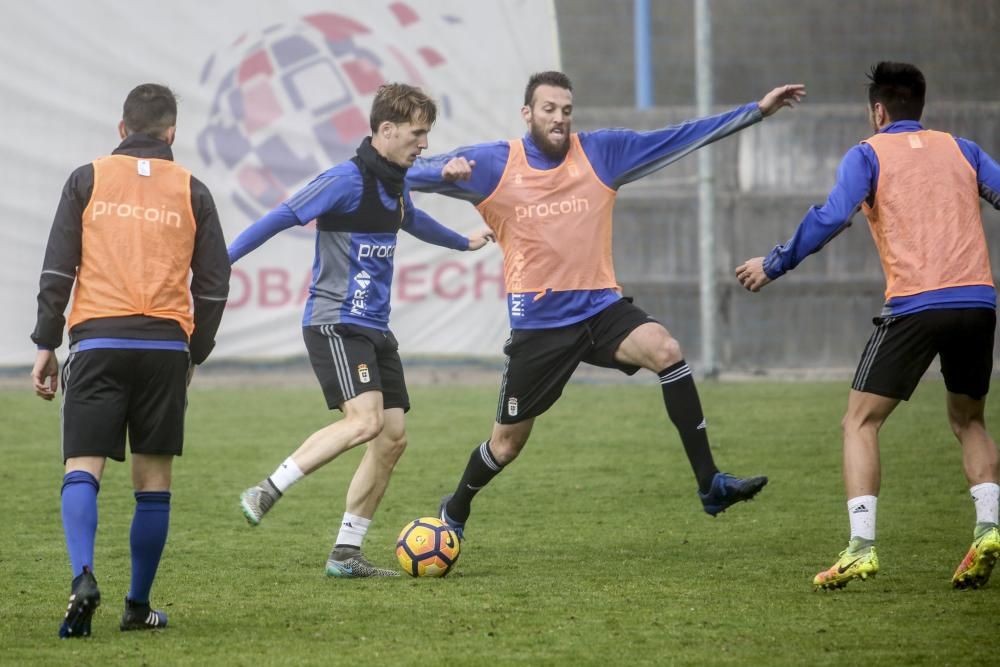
left=231, top=83, right=492, bottom=577
left=736, top=62, right=1000, bottom=590
left=408, top=71, right=805, bottom=543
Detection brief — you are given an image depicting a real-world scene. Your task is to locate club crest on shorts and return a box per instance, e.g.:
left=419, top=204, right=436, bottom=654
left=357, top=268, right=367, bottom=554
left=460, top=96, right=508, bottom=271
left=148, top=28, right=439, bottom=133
left=507, top=397, right=518, bottom=417
left=358, top=363, right=370, bottom=383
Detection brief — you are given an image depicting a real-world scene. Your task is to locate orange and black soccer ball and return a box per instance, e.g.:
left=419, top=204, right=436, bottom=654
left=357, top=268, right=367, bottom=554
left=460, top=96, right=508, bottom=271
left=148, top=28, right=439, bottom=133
left=395, top=517, right=461, bottom=577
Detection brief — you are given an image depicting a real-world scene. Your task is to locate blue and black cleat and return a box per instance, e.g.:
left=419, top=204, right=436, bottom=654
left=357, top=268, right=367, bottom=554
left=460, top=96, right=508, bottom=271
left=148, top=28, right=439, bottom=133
left=699, top=472, right=769, bottom=516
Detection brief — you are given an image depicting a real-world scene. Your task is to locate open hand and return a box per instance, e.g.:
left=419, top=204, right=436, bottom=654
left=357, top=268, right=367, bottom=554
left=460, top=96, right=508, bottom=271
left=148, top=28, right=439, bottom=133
left=758, top=84, right=806, bottom=117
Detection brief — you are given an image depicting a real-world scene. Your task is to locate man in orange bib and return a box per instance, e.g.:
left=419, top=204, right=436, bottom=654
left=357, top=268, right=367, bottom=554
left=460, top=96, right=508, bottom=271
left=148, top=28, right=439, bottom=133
left=736, top=62, right=1000, bottom=590
left=31, top=84, right=230, bottom=636
left=408, top=71, right=805, bottom=543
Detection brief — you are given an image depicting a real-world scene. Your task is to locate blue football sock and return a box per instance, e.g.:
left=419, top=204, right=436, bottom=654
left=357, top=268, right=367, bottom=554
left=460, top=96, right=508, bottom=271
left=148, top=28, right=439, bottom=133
left=61, top=471, right=100, bottom=578
left=128, top=491, right=171, bottom=604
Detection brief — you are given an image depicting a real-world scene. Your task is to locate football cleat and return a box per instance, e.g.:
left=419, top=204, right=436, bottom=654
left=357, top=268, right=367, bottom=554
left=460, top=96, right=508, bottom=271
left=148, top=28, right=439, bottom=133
left=120, top=597, right=168, bottom=631
left=325, top=549, right=400, bottom=578
left=438, top=494, right=465, bottom=542
left=952, top=525, right=1000, bottom=590
left=58, top=566, right=101, bottom=639
left=240, top=480, right=280, bottom=526
left=699, top=472, right=769, bottom=516
left=813, top=544, right=879, bottom=590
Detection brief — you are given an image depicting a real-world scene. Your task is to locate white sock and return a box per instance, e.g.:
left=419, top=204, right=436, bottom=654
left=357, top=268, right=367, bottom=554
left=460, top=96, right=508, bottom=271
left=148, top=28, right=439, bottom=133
left=335, top=513, right=371, bottom=548
left=970, top=482, right=1000, bottom=525
left=268, top=456, right=304, bottom=494
left=847, top=495, right=877, bottom=541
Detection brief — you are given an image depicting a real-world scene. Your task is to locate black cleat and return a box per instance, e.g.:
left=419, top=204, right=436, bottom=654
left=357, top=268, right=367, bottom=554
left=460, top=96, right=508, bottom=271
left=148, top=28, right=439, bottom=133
left=120, top=597, right=168, bottom=631
left=699, top=472, right=769, bottom=516
left=59, top=566, right=101, bottom=639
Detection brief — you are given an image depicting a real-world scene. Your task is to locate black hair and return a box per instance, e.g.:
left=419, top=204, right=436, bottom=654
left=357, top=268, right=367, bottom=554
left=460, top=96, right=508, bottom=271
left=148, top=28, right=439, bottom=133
left=523, top=71, right=573, bottom=107
left=866, top=62, right=925, bottom=122
left=122, top=83, right=178, bottom=137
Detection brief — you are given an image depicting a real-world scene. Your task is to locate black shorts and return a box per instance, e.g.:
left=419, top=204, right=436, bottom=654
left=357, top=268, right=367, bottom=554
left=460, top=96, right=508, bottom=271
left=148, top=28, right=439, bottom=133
left=852, top=308, right=995, bottom=400
left=61, top=348, right=190, bottom=462
left=496, top=298, right=656, bottom=424
left=303, top=324, right=410, bottom=411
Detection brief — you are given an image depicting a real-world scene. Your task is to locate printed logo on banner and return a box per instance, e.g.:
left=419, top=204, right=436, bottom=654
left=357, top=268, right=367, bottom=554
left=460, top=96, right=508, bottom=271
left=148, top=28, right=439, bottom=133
left=196, top=5, right=451, bottom=230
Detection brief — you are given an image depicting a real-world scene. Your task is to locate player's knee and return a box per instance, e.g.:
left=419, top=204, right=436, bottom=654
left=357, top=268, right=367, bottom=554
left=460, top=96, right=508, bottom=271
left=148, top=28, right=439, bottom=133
left=841, top=410, right=879, bottom=436
left=948, top=412, right=985, bottom=441
left=350, top=411, right=385, bottom=442
left=652, top=335, right=683, bottom=369
left=382, top=433, right=408, bottom=462
left=491, top=434, right=527, bottom=465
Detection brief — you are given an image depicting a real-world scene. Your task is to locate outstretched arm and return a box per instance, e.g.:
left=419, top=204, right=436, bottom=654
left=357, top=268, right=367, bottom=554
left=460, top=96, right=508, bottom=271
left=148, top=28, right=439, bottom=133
left=583, top=84, right=806, bottom=189
left=736, top=144, right=874, bottom=292
left=227, top=204, right=300, bottom=264
left=407, top=141, right=509, bottom=204
left=758, top=84, right=807, bottom=117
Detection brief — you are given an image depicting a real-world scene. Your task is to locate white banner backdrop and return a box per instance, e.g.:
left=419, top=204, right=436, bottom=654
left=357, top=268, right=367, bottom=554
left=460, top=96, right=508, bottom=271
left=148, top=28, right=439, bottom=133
left=0, top=0, right=560, bottom=365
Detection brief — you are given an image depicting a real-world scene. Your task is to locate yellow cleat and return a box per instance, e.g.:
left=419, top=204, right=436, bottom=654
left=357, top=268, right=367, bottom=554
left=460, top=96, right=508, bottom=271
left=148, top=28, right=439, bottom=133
left=952, top=526, right=1000, bottom=590
left=813, top=545, right=879, bottom=590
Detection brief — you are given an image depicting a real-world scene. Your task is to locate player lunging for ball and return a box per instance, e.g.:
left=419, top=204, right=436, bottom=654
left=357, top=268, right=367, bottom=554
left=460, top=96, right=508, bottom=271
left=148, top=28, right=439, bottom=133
left=407, top=71, right=805, bottom=542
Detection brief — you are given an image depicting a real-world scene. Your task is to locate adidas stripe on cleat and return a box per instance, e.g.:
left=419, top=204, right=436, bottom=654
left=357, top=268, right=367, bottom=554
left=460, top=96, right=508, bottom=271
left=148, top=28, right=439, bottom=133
left=813, top=545, right=879, bottom=590
left=58, top=566, right=101, bottom=639
left=120, top=598, right=168, bottom=631
left=952, top=525, right=1000, bottom=590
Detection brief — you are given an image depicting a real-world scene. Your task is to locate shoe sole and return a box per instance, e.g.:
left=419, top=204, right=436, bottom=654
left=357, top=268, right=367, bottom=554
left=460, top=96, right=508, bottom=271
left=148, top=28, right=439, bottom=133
left=324, top=563, right=400, bottom=578
left=814, top=563, right=878, bottom=591
left=239, top=495, right=262, bottom=526
left=815, top=570, right=877, bottom=590
left=59, top=592, right=100, bottom=639
left=325, top=563, right=354, bottom=578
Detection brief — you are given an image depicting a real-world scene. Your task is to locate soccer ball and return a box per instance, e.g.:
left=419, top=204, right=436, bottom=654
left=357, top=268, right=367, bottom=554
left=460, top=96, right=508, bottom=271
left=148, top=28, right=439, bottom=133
left=396, top=517, right=460, bottom=577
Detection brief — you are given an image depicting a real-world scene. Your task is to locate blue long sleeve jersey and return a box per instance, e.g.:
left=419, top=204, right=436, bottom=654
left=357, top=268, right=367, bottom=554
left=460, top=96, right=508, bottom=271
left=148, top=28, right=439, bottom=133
left=407, top=102, right=764, bottom=329
left=763, top=120, right=1000, bottom=317
left=228, top=160, right=469, bottom=330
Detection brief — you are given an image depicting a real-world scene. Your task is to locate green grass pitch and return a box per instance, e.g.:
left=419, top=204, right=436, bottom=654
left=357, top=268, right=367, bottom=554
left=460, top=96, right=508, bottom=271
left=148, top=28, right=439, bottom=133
left=2, top=380, right=999, bottom=665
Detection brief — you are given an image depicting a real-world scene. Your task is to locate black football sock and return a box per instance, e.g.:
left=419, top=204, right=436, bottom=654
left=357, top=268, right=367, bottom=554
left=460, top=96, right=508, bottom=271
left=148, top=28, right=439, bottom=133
left=659, top=360, right=719, bottom=494
left=447, top=440, right=504, bottom=523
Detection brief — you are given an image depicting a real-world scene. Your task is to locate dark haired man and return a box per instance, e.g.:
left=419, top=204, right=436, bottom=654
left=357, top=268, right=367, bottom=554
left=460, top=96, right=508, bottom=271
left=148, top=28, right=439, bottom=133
left=736, top=62, right=1000, bottom=590
left=31, top=83, right=230, bottom=636
left=408, top=71, right=805, bottom=543
left=231, top=83, right=493, bottom=577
